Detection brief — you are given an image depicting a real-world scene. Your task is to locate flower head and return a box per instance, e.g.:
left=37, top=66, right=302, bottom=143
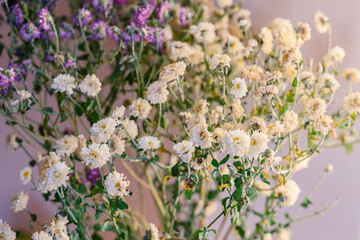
left=92, top=20, right=107, bottom=40
left=55, top=135, right=78, bottom=157
left=105, top=171, right=130, bottom=198
left=138, top=136, right=161, bottom=150
left=222, top=129, right=250, bottom=157
left=20, top=23, right=40, bottom=42
left=31, top=231, right=52, bottom=240
left=0, top=219, right=16, bottom=240
left=230, top=78, right=248, bottom=99
left=90, top=117, right=117, bottom=143
left=304, top=97, right=327, bottom=120
left=19, top=167, right=32, bottom=185
left=129, top=98, right=152, bottom=119
left=209, top=54, right=231, bottom=70
left=344, top=92, right=360, bottom=114
left=81, top=143, right=111, bottom=169
left=79, top=74, right=102, bottom=97
left=39, top=8, right=53, bottom=31
left=173, top=140, right=195, bottom=162
left=247, top=131, right=269, bottom=159
left=314, top=11, right=330, bottom=34
left=275, top=179, right=301, bottom=206
left=45, top=216, right=69, bottom=240
left=10, top=191, right=29, bottom=212
left=147, top=80, right=169, bottom=104
left=51, top=74, right=76, bottom=95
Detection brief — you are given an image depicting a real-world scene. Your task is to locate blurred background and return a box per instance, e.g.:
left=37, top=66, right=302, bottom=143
left=1, top=0, right=360, bottom=239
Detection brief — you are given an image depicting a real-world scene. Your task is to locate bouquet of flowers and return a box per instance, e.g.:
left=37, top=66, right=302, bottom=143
left=0, top=0, right=359, bottom=239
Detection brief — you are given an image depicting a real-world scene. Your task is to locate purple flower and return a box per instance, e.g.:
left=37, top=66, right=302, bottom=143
left=92, top=0, right=113, bottom=14
left=157, top=1, right=169, bottom=24
left=86, top=168, right=101, bottom=185
left=39, top=8, right=52, bottom=31
left=12, top=5, right=23, bottom=26
left=180, top=7, right=191, bottom=26
left=73, top=8, right=92, bottom=27
left=92, top=20, right=107, bottom=40
left=107, top=26, right=122, bottom=42
left=149, top=0, right=157, bottom=7
left=19, top=23, right=40, bottom=42
left=114, top=0, right=128, bottom=5
left=45, top=55, right=55, bottom=62
left=0, top=68, right=15, bottom=95
left=133, top=4, right=153, bottom=26
left=60, top=27, right=73, bottom=39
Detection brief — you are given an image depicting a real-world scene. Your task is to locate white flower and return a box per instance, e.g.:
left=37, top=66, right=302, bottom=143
left=209, top=54, right=231, bottom=70
left=259, top=27, right=273, bottom=54
left=222, top=129, right=251, bottom=157
left=190, top=158, right=205, bottom=171
left=55, top=135, right=79, bottom=156
left=147, top=80, right=169, bottom=105
left=267, top=121, right=284, bottom=137
left=275, top=179, right=301, bottom=207
left=81, top=143, right=110, bottom=169
left=51, top=74, right=76, bottom=95
left=90, top=117, right=117, bottom=143
left=262, top=232, right=273, bottom=240
left=149, top=223, right=160, bottom=240
left=280, top=111, right=298, bottom=133
left=116, top=118, right=138, bottom=139
left=230, top=78, right=248, bottom=99
left=6, top=133, right=19, bottom=152
left=79, top=74, right=102, bottom=97
left=189, top=22, right=216, bottom=44
left=314, top=11, right=329, bottom=34
left=314, top=115, right=333, bottom=135
left=304, top=97, right=327, bottom=120
left=274, top=228, right=291, bottom=240
left=324, top=46, right=345, bottom=68
left=46, top=162, right=70, bottom=190
left=231, top=98, right=245, bottom=120
left=250, top=116, right=267, bottom=133
left=344, top=92, right=360, bottom=114
left=105, top=171, right=130, bottom=198
left=10, top=191, right=29, bottom=212
left=193, top=99, right=209, bottom=115
left=320, top=73, right=340, bottom=92
left=129, top=98, right=152, bottom=119
left=19, top=167, right=32, bottom=185
left=45, top=216, right=69, bottom=240
left=38, top=152, right=61, bottom=178
left=344, top=68, right=360, bottom=83
left=0, top=219, right=16, bottom=240
left=110, top=135, right=125, bottom=155
left=173, top=140, right=195, bottom=162
left=159, top=61, right=187, bottom=82
left=247, top=131, right=269, bottom=159
left=325, top=164, right=334, bottom=173
left=210, top=106, right=224, bottom=125
left=17, top=90, right=32, bottom=101
left=138, top=136, right=161, bottom=150
left=190, top=127, right=213, bottom=149
left=31, top=231, right=52, bottom=240
left=111, top=106, right=126, bottom=121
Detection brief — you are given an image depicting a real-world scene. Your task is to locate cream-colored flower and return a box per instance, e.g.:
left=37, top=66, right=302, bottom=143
left=75, top=134, right=87, bottom=155
left=45, top=216, right=69, bottom=240
left=79, top=74, right=102, bottom=97
left=0, top=219, right=16, bottom=240
left=304, top=97, right=327, bottom=120
left=10, top=191, right=29, bottom=212
left=104, top=171, right=130, bottom=198
left=247, top=131, right=269, bottom=159
left=193, top=99, right=209, bottom=115
left=111, top=106, right=126, bottom=121
left=190, top=127, right=213, bottom=149
left=90, top=117, right=117, bottom=143
left=297, top=22, right=311, bottom=41
left=129, top=98, right=152, bottom=120
left=31, top=231, right=52, bottom=240
left=167, top=41, right=192, bottom=61
left=324, top=46, right=345, bottom=68
left=231, top=98, right=245, bottom=120
left=343, top=92, right=360, bottom=114
left=209, top=54, right=231, bottom=70
left=314, top=11, right=330, bottom=34
left=173, top=140, right=195, bottom=162
left=149, top=223, right=160, bottom=240
left=325, top=164, right=334, bottom=173
left=280, top=111, right=298, bottom=133
left=19, top=167, right=32, bottom=185
left=222, top=129, right=250, bottom=157
left=50, top=74, right=76, bottom=95
left=314, top=115, right=333, bottom=135
left=38, top=162, right=70, bottom=193
left=259, top=27, right=273, bottom=54
left=6, top=133, right=19, bottom=152
left=267, top=121, right=284, bottom=137
left=138, top=136, right=161, bottom=150
left=38, top=152, right=61, bottom=178
left=55, top=135, right=78, bottom=157
left=159, top=61, right=186, bottom=82
left=210, top=106, right=224, bottom=125
left=230, top=77, right=248, bottom=99
left=344, top=67, right=360, bottom=83
left=274, top=228, right=291, bottom=240
left=275, top=179, right=301, bottom=206
left=320, top=73, right=340, bottom=92
left=110, top=135, right=125, bottom=155
left=189, top=22, right=216, bottom=44
left=17, top=90, right=32, bottom=102
left=81, top=143, right=110, bottom=169
left=147, top=80, right=169, bottom=105
left=241, top=65, right=263, bottom=82
left=262, top=232, right=273, bottom=240
left=256, top=85, right=279, bottom=100
left=213, top=128, right=227, bottom=143
left=250, top=116, right=267, bottom=133
left=116, top=118, right=138, bottom=139
left=269, top=18, right=296, bottom=50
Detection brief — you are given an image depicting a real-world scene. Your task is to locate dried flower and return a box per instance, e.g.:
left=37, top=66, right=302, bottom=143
left=51, top=74, right=76, bottom=95
left=173, top=140, right=195, bottom=162
left=209, top=54, right=231, bottom=70
left=0, top=219, right=16, bottom=240
left=304, top=97, right=327, bottom=120
left=314, top=11, right=330, bottom=34
left=344, top=68, right=360, bottom=83
left=147, top=80, right=169, bottom=104
left=19, top=167, right=32, bottom=185
left=222, top=129, right=250, bottom=157
left=79, top=74, right=102, bottom=97
left=81, top=143, right=111, bottom=169
left=344, top=92, right=360, bottom=114
left=138, top=136, right=161, bottom=150
left=105, top=171, right=130, bottom=198
left=55, top=135, right=78, bottom=157
left=129, top=98, right=152, bottom=119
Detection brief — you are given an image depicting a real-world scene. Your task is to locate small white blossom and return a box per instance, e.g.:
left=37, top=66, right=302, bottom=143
left=55, top=135, right=78, bottom=156
left=222, top=129, right=250, bottom=157
left=90, top=117, right=117, bottom=143
left=81, top=143, right=110, bottom=169
left=19, top=167, right=32, bottom=185
left=51, top=74, right=76, bottom=95
left=10, top=191, right=29, bottom=212
left=230, top=78, right=248, bottom=99
left=0, top=219, right=16, bottom=240
left=173, top=140, right=195, bottom=162
left=129, top=98, right=152, bottom=119
left=79, top=74, right=102, bottom=97
left=138, top=136, right=161, bottom=150
left=105, top=171, right=130, bottom=198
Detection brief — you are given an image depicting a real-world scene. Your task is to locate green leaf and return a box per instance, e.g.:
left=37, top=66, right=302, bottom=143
left=101, top=221, right=113, bottom=232
left=77, top=183, right=87, bottom=194
left=260, top=174, right=270, bottom=185
left=292, top=77, right=298, bottom=87
left=220, top=155, right=230, bottom=165
left=116, top=199, right=129, bottom=210
left=29, top=160, right=37, bottom=167
left=211, top=159, right=219, bottom=168
left=171, top=161, right=180, bottom=177
left=231, top=188, right=242, bottom=201
left=185, top=190, right=194, bottom=200
left=31, top=214, right=37, bottom=221
left=246, top=187, right=258, bottom=204
left=91, top=188, right=106, bottom=197
left=42, top=107, right=54, bottom=114
left=301, top=198, right=312, bottom=208
left=75, top=104, right=84, bottom=116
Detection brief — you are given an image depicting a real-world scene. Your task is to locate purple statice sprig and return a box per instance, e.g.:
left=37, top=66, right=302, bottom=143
left=157, top=1, right=169, bottom=24
left=11, top=4, right=24, bottom=27
left=180, top=7, right=191, bottom=26
left=73, top=8, right=92, bottom=27
left=86, top=168, right=101, bottom=185
left=19, top=23, right=41, bottom=42
left=0, top=68, right=15, bottom=95
left=39, top=8, right=53, bottom=31
left=133, top=4, right=154, bottom=27
left=91, top=20, right=108, bottom=40
left=107, top=26, right=122, bottom=42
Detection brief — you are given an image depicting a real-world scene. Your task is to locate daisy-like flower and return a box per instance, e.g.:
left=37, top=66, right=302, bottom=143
left=314, top=11, right=330, bottom=34
left=149, top=223, right=160, bottom=240
left=19, top=23, right=40, bottom=42
left=116, top=118, right=138, bottom=139
left=110, top=135, right=125, bottom=155
left=230, top=78, right=248, bottom=99
left=269, top=18, right=296, bottom=50
left=210, top=106, right=224, bottom=125
left=17, top=90, right=32, bottom=102
left=31, top=231, right=52, bottom=240
left=209, top=54, right=231, bottom=70
left=129, top=98, right=152, bottom=119
left=38, top=162, right=70, bottom=193
left=190, top=127, right=213, bottom=149
left=320, top=73, right=340, bottom=92
left=38, top=152, right=61, bottom=178
left=45, top=216, right=69, bottom=240
left=256, top=85, right=279, bottom=100
left=6, top=132, right=19, bottom=152
left=138, top=136, right=161, bottom=150
left=173, top=140, right=195, bottom=162
left=343, top=92, right=360, bottom=114
left=159, top=62, right=187, bottom=82
left=19, top=167, right=32, bottom=185
left=111, top=106, right=126, bottom=121
left=51, top=74, right=76, bottom=95
left=267, top=121, right=284, bottom=137
left=275, top=179, right=301, bottom=207
left=304, top=97, right=327, bottom=120
left=90, top=117, right=117, bottom=143
left=55, top=135, right=79, bottom=157
left=81, top=143, right=111, bottom=169
left=74, top=8, right=92, bottom=26
left=297, top=22, right=311, bottom=41
left=241, top=65, right=263, bottom=82
left=274, top=228, right=291, bottom=240
left=10, top=191, right=29, bottom=212
left=250, top=116, right=267, bottom=133
left=79, top=74, right=102, bottom=97
left=147, top=80, right=169, bottom=105
left=324, top=46, right=345, bottom=68
left=344, top=68, right=360, bottom=83
left=0, top=219, right=16, bottom=240
left=104, top=171, right=130, bottom=198
left=280, top=111, right=298, bottom=133
left=189, top=22, right=216, bottom=44
left=167, top=41, right=192, bottom=61
left=222, top=129, right=250, bottom=157
left=193, top=99, right=209, bottom=115
left=39, top=8, right=53, bottom=31
left=247, top=131, right=269, bottom=159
